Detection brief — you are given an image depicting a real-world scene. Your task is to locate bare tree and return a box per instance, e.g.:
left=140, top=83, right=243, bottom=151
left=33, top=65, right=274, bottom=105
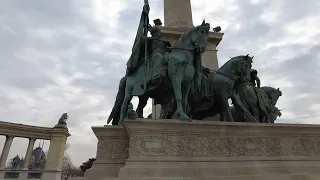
left=61, top=142, right=82, bottom=178
left=64, top=142, right=71, bottom=151
left=61, top=142, right=72, bottom=178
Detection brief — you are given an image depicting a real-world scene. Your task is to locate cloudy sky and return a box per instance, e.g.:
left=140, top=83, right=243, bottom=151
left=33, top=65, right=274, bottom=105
left=0, top=0, right=319, bottom=166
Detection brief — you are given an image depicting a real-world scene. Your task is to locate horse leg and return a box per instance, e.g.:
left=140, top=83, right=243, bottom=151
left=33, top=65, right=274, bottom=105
left=219, top=94, right=234, bottom=122
left=166, top=99, right=176, bottom=119
left=182, top=82, right=192, bottom=114
left=118, top=86, right=133, bottom=127
left=160, top=99, right=175, bottom=119
left=262, top=110, right=270, bottom=123
left=252, top=107, right=260, bottom=122
left=136, top=95, right=148, bottom=118
left=169, top=73, right=190, bottom=120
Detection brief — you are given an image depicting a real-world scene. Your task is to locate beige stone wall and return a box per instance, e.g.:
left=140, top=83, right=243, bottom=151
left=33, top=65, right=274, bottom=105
left=91, top=119, right=320, bottom=180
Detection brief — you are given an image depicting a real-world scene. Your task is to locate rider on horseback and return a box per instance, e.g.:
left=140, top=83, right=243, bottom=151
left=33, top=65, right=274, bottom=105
left=248, top=69, right=261, bottom=88
left=125, top=22, right=171, bottom=79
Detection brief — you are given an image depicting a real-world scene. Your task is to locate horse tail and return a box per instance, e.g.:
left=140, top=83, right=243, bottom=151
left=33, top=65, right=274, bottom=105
left=107, top=76, right=127, bottom=125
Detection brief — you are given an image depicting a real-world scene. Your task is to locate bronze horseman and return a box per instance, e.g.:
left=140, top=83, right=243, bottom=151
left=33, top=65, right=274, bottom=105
left=107, top=1, right=282, bottom=125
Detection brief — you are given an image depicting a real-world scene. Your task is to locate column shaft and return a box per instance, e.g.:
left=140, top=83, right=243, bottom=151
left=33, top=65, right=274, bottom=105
left=164, top=0, right=193, bottom=28
left=45, top=136, right=67, bottom=170
left=22, top=138, right=36, bottom=169
left=0, top=136, right=14, bottom=168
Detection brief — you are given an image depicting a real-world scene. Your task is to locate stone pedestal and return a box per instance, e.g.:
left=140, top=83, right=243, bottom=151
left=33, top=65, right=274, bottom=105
left=41, top=170, right=62, bottom=180
left=85, top=126, right=128, bottom=180
left=0, top=170, right=5, bottom=180
left=42, top=125, right=70, bottom=180
left=18, top=170, right=29, bottom=180
left=93, top=119, right=320, bottom=180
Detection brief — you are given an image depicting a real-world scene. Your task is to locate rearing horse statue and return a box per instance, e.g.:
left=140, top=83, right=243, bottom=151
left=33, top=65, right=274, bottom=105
left=107, top=20, right=210, bottom=126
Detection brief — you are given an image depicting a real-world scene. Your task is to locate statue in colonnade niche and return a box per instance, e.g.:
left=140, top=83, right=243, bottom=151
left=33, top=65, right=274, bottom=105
left=11, top=155, right=20, bottom=169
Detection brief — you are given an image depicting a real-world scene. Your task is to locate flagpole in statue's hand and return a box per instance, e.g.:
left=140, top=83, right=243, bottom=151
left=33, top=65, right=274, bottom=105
left=143, top=0, right=150, bottom=14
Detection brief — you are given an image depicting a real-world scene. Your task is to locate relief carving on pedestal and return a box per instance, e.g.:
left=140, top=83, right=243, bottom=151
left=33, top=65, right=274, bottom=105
left=97, top=139, right=129, bottom=160
left=129, top=135, right=320, bottom=157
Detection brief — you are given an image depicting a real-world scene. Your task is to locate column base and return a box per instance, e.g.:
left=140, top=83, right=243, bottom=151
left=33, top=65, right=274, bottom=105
left=18, top=170, right=29, bottom=180
left=0, top=170, right=5, bottom=180
left=85, top=161, right=126, bottom=179
left=42, top=170, right=62, bottom=180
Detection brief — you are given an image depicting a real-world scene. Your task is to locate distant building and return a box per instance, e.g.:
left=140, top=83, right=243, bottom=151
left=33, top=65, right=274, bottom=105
left=29, top=145, right=46, bottom=170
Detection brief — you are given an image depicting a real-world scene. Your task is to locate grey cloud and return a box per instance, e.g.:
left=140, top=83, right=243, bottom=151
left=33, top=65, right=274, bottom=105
left=0, top=0, right=319, bottom=166
left=190, top=0, right=320, bottom=126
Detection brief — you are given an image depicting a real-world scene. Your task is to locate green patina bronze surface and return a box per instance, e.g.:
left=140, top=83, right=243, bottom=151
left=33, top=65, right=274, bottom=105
left=108, top=1, right=210, bottom=126
left=107, top=2, right=282, bottom=125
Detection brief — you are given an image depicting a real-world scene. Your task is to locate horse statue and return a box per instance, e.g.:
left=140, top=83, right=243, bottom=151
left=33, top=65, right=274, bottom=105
left=160, top=55, right=254, bottom=122
left=107, top=20, right=210, bottom=126
left=232, top=85, right=282, bottom=123
left=269, top=106, right=282, bottom=123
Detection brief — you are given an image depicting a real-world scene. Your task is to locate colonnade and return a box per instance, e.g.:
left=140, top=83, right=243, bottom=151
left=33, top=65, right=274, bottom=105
left=0, top=121, right=70, bottom=180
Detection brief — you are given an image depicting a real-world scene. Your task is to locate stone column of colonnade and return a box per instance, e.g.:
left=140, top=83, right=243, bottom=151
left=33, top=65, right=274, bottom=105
left=0, top=136, right=14, bottom=169
left=22, top=138, right=36, bottom=170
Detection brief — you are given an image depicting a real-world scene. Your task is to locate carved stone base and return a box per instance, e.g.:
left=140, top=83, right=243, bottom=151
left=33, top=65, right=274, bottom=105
left=84, top=126, right=128, bottom=180
left=92, top=119, right=320, bottom=180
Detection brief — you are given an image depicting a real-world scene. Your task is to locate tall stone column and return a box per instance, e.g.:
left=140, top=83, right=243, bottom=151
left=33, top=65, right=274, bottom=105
left=164, top=0, right=193, bottom=28
left=22, top=138, right=36, bottom=169
left=0, top=136, right=14, bottom=169
left=42, top=126, right=70, bottom=180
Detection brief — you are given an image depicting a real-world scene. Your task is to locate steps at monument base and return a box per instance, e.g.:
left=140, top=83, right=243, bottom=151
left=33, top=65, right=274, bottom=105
left=102, top=174, right=320, bottom=180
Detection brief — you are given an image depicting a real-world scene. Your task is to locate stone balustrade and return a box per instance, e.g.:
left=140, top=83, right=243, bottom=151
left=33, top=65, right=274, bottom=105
left=0, top=121, right=70, bottom=180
